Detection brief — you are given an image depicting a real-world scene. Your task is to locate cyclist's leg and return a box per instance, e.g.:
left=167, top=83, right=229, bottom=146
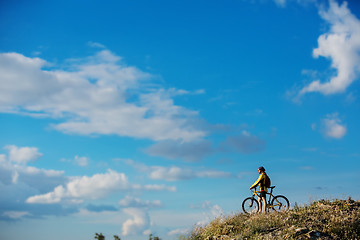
left=262, top=197, right=267, bottom=212
left=260, top=191, right=267, bottom=212
left=258, top=196, right=262, bottom=212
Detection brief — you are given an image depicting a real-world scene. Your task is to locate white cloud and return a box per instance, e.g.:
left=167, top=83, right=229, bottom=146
left=61, top=155, right=89, bottom=167
left=300, top=0, right=360, bottom=95
left=2, top=211, right=31, bottom=219
left=149, top=166, right=231, bottom=181
left=122, top=208, right=150, bottom=236
left=11, top=171, right=19, bottom=184
left=149, top=167, right=195, bottom=181
left=119, top=196, right=162, bottom=208
left=26, top=169, right=176, bottom=204
left=0, top=146, right=69, bottom=220
left=126, top=160, right=231, bottom=182
left=0, top=145, right=65, bottom=191
left=0, top=50, right=206, bottom=142
left=88, top=41, right=106, bottom=49
left=191, top=201, right=224, bottom=227
left=74, top=155, right=89, bottom=167
left=321, top=113, right=347, bottom=139
left=4, top=145, right=42, bottom=165
left=26, top=169, right=129, bottom=204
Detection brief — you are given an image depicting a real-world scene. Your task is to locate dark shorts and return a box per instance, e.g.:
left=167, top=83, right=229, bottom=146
left=260, top=191, right=267, bottom=199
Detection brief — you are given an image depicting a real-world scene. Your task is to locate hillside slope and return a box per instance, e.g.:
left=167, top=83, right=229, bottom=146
left=182, top=199, right=360, bottom=240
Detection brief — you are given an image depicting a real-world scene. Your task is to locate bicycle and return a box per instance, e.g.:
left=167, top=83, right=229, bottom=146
left=242, top=186, right=290, bottom=214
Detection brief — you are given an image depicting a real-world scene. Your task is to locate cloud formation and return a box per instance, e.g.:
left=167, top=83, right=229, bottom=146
left=145, top=130, right=266, bottom=161
left=122, top=207, right=150, bottom=236
left=4, top=145, right=43, bottom=165
left=149, top=166, right=231, bottom=181
left=321, top=113, right=347, bottom=139
left=26, top=168, right=176, bottom=204
left=74, top=155, right=89, bottom=167
left=0, top=146, right=64, bottom=189
left=26, top=169, right=129, bottom=204
left=2, top=211, right=31, bottom=220
left=0, top=144, right=178, bottom=227
left=0, top=50, right=205, bottom=142
left=300, top=0, right=360, bottom=96
left=119, top=195, right=163, bottom=236
left=0, top=145, right=72, bottom=221
left=191, top=201, right=224, bottom=227
left=126, top=160, right=231, bottom=182
left=119, top=195, right=162, bottom=208
left=145, top=140, right=214, bottom=162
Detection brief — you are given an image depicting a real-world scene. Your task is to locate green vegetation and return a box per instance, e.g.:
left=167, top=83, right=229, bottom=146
left=182, top=198, right=360, bottom=240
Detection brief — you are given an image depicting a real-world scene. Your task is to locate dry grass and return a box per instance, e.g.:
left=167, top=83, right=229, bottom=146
left=181, top=198, right=360, bottom=240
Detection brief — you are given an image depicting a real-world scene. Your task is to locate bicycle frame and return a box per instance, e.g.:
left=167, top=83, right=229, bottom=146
left=251, top=187, right=275, bottom=205
left=252, top=186, right=287, bottom=211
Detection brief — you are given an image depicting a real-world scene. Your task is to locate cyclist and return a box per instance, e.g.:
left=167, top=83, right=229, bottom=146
left=250, top=166, right=268, bottom=212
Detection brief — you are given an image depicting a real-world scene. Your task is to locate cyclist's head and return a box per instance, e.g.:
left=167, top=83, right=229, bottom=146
left=258, top=166, right=265, bottom=172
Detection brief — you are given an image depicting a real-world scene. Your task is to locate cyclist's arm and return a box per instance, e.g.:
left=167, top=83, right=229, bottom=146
left=250, top=174, right=264, bottom=189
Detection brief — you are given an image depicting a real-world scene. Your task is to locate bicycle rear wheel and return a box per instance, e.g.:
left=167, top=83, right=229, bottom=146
left=242, top=197, right=259, bottom=214
left=271, top=195, right=290, bottom=212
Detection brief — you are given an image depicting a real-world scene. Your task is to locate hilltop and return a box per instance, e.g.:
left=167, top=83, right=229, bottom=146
left=181, top=198, right=360, bottom=240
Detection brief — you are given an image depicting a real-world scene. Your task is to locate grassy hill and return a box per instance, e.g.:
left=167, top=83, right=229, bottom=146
left=181, top=198, right=360, bottom=240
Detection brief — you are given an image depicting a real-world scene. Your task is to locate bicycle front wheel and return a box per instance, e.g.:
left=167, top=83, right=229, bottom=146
left=242, top=197, right=259, bottom=214
left=271, top=195, right=290, bottom=212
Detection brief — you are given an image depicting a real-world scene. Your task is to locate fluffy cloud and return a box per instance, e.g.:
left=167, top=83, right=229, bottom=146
left=26, top=169, right=176, bottom=204
left=0, top=146, right=64, bottom=190
left=321, top=113, right=347, bottom=139
left=122, top=208, right=150, bottom=236
left=0, top=145, right=177, bottom=225
left=126, top=160, right=231, bottom=182
left=0, top=145, right=72, bottom=221
left=0, top=50, right=205, bottom=142
left=26, top=169, right=130, bottom=204
left=300, top=0, right=360, bottom=96
left=4, top=145, right=42, bottom=165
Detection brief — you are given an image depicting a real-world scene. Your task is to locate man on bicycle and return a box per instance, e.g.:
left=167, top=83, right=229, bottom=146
left=250, top=166, right=268, bottom=212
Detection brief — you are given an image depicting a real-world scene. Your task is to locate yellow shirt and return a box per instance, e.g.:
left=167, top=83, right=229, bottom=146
left=250, top=173, right=268, bottom=192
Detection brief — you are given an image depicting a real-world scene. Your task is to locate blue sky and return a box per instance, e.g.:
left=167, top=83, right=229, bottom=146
left=1, top=0, right=360, bottom=239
